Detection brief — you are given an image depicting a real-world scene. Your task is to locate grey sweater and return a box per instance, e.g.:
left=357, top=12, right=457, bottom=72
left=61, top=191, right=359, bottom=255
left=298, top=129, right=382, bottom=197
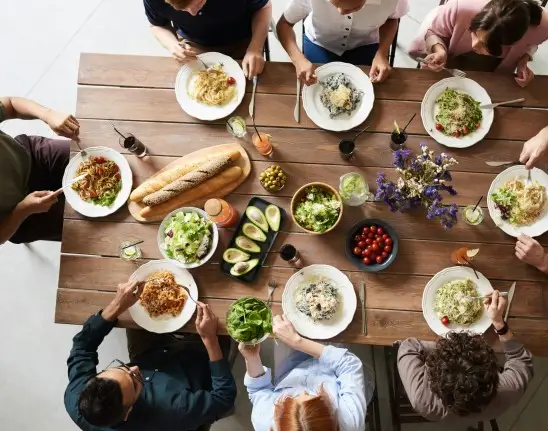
left=397, top=337, right=533, bottom=422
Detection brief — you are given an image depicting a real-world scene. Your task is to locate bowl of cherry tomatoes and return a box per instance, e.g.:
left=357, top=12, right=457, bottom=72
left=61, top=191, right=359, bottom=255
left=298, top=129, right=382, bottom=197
left=345, top=219, right=398, bottom=272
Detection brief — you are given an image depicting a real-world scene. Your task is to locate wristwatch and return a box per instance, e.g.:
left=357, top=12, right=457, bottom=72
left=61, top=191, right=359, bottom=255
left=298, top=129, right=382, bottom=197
left=494, top=321, right=509, bottom=336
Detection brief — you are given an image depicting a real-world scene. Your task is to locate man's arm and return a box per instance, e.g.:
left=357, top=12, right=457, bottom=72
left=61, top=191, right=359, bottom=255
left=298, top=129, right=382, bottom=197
left=377, top=19, right=398, bottom=59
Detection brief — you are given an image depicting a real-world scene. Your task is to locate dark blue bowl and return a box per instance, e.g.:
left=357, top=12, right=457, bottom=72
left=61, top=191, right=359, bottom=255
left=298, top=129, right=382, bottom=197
left=345, top=219, right=399, bottom=272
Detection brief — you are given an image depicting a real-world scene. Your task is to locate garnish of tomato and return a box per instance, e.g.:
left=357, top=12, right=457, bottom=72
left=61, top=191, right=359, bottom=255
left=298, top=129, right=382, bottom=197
left=436, top=123, right=443, bottom=131
left=95, top=157, right=105, bottom=163
left=115, top=173, right=121, bottom=181
left=454, top=130, right=461, bottom=137
left=227, top=76, right=236, bottom=85
left=462, top=126, right=469, bottom=135
left=441, top=316, right=450, bottom=326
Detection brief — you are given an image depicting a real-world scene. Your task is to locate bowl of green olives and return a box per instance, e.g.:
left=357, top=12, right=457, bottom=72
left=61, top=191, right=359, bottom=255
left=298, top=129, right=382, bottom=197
left=259, top=165, right=287, bottom=192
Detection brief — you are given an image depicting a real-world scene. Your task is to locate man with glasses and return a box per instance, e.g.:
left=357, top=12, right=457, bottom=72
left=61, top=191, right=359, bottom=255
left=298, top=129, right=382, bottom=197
left=64, top=279, right=237, bottom=430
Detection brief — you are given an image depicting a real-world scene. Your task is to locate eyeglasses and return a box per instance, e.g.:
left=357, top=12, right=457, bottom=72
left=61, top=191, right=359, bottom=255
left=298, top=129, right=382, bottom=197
left=102, top=359, right=144, bottom=386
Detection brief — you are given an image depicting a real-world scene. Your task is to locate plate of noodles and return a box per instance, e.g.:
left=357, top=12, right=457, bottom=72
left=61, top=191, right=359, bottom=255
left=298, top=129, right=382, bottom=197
left=62, top=146, right=132, bottom=217
left=282, top=264, right=356, bottom=339
left=302, top=62, right=374, bottom=132
left=129, top=260, right=198, bottom=333
left=488, top=165, right=548, bottom=237
left=421, top=77, right=493, bottom=148
left=175, top=52, right=245, bottom=121
left=422, top=266, right=494, bottom=336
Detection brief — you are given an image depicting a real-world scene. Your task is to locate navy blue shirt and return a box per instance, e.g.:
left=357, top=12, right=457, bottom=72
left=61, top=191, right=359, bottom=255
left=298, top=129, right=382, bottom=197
left=64, top=313, right=237, bottom=431
left=144, top=0, right=268, bottom=47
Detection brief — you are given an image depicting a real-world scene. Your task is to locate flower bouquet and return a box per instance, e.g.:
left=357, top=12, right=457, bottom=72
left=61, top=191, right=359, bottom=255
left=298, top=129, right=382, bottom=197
left=375, top=143, right=459, bottom=229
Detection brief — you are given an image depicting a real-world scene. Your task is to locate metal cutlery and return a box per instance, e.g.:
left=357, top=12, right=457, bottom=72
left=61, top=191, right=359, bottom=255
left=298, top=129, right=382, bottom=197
left=416, top=57, right=466, bottom=78
left=74, top=138, right=88, bottom=159
left=504, top=282, right=516, bottom=322
left=54, top=173, right=88, bottom=196
left=294, top=79, right=301, bottom=123
left=249, top=76, right=258, bottom=120
left=526, top=169, right=533, bottom=185
left=358, top=281, right=366, bottom=335
left=266, top=278, right=277, bottom=306
left=485, top=161, right=520, bottom=167
left=178, top=284, right=198, bottom=304
left=462, top=292, right=509, bottom=301
left=480, top=98, right=525, bottom=109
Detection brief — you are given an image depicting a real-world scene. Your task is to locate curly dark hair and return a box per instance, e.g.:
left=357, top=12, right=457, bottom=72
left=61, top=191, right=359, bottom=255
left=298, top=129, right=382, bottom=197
left=425, top=332, right=500, bottom=416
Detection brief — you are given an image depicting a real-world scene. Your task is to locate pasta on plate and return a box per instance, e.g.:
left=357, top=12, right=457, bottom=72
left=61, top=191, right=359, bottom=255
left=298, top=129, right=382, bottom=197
left=71, top=156, right=122, bottom=206
left=188, top=63, right=237, bottom=106
left=433, top=279, right=482, bottom=325
left=319, top=73, right=363, bottom=118
left=435, top=88, right=482, bottom=137
left=491, top=178, right=546, bottom=226
left=140, top=270, right=187, bottom=318
left=295, top=276, right=340, bottom=323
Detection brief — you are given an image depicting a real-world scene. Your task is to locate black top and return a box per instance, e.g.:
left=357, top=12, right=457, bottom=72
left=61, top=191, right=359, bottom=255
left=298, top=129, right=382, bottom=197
left=144, top=0, right=268, bottom=47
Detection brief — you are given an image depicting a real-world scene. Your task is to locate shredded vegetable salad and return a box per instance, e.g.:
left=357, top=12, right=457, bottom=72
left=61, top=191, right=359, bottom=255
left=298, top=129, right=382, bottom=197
left=163, top=211, right=213, bottom=264
left=433, top=279, right=483, bottom=325
left=435, top=88, right=482, bottom=137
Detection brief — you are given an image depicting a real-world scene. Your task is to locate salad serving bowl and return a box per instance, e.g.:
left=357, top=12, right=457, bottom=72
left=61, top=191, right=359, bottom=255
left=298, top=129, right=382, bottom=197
left=158, top=207, right=219, bottom=269
left=291, top=182, right=343, bottom=235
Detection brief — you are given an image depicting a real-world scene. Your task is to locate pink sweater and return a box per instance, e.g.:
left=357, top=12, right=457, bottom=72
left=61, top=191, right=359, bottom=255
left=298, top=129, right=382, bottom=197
left=407, top=0, right=548, bottom=71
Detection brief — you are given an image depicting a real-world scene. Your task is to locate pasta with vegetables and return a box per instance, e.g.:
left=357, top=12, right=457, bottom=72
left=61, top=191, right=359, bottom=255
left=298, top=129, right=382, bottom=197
left=434, top=279, right=483, bottom=325
left=435, top=88, right=482, bottom=137
left=320, top=73, right=363, bottom=118
left=295, top=277, right=339, bottom=322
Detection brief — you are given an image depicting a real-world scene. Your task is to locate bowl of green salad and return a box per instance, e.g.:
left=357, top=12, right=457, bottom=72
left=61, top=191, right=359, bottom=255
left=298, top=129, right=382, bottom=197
left=291, top=182, right=343, bottom=234
left=226, top=297, right=272, bottom=345
left=158, top=207, right=219, bottom=269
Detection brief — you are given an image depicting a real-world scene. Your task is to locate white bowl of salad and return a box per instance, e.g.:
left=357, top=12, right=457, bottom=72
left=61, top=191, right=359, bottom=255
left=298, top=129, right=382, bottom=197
left=158, top=207, right=219, bottom=269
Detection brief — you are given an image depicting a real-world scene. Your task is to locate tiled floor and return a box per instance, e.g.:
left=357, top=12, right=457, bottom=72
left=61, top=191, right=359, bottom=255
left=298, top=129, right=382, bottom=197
left=1, top=1, right=548, bottom=430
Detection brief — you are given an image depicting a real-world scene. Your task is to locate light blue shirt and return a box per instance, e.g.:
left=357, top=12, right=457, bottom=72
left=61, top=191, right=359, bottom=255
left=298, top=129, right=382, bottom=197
left=244, top=345, right=370, bottom=431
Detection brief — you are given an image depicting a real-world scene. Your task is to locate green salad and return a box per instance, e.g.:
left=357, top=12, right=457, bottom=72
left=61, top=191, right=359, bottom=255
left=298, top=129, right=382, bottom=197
left=226, top=297, right=272, bottom=343
left=163, top=211, right=213, bottom=264
left=294, top=186, right=341, bottom=233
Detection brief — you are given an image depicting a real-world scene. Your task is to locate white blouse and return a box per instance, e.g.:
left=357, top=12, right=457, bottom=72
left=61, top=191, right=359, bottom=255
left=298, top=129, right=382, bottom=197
left=284, top=0, right=409, bottom=56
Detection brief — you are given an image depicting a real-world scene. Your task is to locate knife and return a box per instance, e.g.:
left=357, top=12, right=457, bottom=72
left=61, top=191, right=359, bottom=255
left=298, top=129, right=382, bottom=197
left=359, top=281, right=366, bottom=335
left=294, top=79, right=301, bottom=123
left=504, top=282, right=516, bottom=322
left=480, top=98, right=525, bottom=109
left=54, top=173, right=88, bottom=196
left=249, top=76, right=258, bottom=120
left=485, top=161, right=520, bottom=167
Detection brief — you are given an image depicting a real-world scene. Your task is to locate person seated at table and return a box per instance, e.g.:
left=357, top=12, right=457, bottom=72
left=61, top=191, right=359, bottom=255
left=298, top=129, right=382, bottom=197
left=144, top=0, right=272, bottom=78
left=64, top=279, right=237, bottom=431
left=0, top=97, right=79, bottom=245
left=276, top=0, right=409, bottom=85
left=397, top=291, right=533, bottom=422
left=408, top=0, right=548, bottom=87
left=240, top=314, right=374, bottom=431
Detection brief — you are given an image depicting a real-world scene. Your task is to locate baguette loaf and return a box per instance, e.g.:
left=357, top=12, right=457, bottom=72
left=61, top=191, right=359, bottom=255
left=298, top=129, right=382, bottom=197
left=142, top=154, right=233, bottom=206
left=129, top=149, right=241, bottom=202
left=140, top=166, right=242, bottom=219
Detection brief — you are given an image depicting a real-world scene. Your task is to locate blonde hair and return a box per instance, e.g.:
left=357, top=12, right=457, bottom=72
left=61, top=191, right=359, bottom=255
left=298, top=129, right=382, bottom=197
left=272, top=387, right=338, bottom=431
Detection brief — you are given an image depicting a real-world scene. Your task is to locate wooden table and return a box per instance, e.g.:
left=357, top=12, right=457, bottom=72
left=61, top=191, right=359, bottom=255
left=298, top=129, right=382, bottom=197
left=56, top=53, right=548, bottom=355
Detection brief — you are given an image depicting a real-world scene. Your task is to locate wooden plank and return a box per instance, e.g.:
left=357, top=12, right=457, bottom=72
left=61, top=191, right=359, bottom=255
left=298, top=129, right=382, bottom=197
left=77, top=54, right=548, bottom=108
left=60, top=219, right=548, bottom=282
left=76, top=86, right=548, bottom=141
left=77, top=119, right=532, bottom=174
left=54, top=288, right=548, bottom=356
left=59, top=255, right=548, bottom=319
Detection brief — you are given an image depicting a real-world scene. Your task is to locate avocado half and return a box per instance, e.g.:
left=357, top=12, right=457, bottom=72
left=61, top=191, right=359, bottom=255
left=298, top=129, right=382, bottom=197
left=242, top=222, right=267, bottom=242
left=235, top=236, right=261, bottom=254
left=246, top=206, right=269, bottom=232
left=223, top=248, right=250, bottom=264
left=265, top=204, right=281, bottom=232
left=230, top=258, right=259, bottom=276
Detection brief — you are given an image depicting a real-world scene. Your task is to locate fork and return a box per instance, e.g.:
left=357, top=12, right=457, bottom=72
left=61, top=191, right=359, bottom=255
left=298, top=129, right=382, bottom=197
left=266, top=278, right=277, bottom=306
left=463, top=292, right=508, bottom=301
left=416, top=57, right=466, bottom=78
left=74, top=138, right=88, bottom=159
left=527, top=169, right=532, bottom=185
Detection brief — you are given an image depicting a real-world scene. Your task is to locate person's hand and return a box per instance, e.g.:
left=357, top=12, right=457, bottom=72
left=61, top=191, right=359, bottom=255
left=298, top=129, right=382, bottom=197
left=370, top=53, right=391, bottom=83
left=515, top=56, right=534, bottom=88
left=519, top=127, right=548, bottom=169
left=17, top=191, right=57, bottom=215
left=196, top=301, right=218, bottom=341
left=273, top=314, right=301, bottom=347
left=169, top=39, right=197, bottom=63
left=422, top=45, right=447, bottom=72
left=295, top=58, right=317, bottom=86
left=242, top=49, right=265, bottom=79
left=238, top=342, right=261, bottom=359
left=483, top=290, right=507, bottom=330
left=516, top=234, right=548, bottom=272
left=44, top=110, right=80, bottom=139
left=103, top=280, right=145, bottom=321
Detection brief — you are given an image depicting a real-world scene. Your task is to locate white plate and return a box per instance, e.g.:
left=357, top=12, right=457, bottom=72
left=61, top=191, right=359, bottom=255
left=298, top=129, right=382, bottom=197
left=62, top=146, right=132, bottom=218
left=158, top=207, right=219, bottom=269
left=421, top=77, right=493, bottom=148
left=487, top=165, right=548, bottom=237
left=129, top=260, right=198, bottom=333
left=422, top=266, right=493, bottom=337
left=302, top=62, right=375, bottom=132
left=174, top=52, right=245, bottom=121
left=282, top=264, right=357, bottom=340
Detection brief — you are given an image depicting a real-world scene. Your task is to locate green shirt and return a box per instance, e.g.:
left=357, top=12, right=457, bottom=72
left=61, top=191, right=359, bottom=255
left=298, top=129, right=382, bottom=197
left=0, top=102, right=31, bottom=218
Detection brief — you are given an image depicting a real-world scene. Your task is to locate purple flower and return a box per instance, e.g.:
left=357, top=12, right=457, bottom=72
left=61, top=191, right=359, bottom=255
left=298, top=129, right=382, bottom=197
left=393, top=148, right=412, bottom=169
left=424, top=186, right=439, bottom=200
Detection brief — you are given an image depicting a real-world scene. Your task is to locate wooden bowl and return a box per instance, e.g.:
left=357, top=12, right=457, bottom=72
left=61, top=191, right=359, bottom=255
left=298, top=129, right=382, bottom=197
left=291, top=182, right=344, bottom=234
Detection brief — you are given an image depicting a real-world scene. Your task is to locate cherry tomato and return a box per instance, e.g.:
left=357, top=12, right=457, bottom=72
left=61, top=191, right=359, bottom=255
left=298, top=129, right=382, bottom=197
left=362, top=227, right=369, bottom=234
left=377, top=227, right=384, bottom=235
left=95, top=156, right=106, bottom=163
left=385, top=238, right=393, bottom=246
left=368, top=233, right=374, bottom=239
left=364, top=249, right=372, bottom=257
left=378, top=242, right=384, bottom=249
left=441, top=316, right=450, bottom=326
left=371, top=244, right=379, bottom=252
left=358, top=241, right=366, bottom=248
left=435, top=123, right=443, bottom=131
left=363, top=257, right=372, bottom=265
left=115, top=173, right=121, bottom=181
left=361, top=249, right=368, bottom=257
left=455, top=130, right=461, bottom=138
left=376, top=256, right=384, bottom=264
left=476, top=122, right=481, bottom=129
left=462, top=126, right=469, bottom=135
left=227, top=76, right=236, bottom=85
left=382, top=234, right=388, bottom=240
left=365, top=238, right=373, bottom=245
left=353, top=247, right=362, bottom=256
left=370, top=253, right=377, bottom=260
left=382, top=251, right=388, bottom=258
left=353, top=235, right=362, bottom=242
left=370, top=226, right=377, bottom=233
left=112, top=165, right=119, bottom=173
left=384, top=245, right=392, bottom=253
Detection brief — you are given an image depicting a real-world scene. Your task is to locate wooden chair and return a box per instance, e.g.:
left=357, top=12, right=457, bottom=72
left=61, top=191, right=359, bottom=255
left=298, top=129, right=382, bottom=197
left=384, top=345, right=500, bottom=431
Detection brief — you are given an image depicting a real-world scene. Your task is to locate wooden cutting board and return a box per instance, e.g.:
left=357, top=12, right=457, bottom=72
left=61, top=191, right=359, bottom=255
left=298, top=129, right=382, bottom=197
left=128, top=143, right=251, bottom=222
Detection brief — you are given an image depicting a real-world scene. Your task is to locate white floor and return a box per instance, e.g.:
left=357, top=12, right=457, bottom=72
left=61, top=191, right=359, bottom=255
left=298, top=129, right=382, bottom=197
left=1, top=1, right=548, bottom=430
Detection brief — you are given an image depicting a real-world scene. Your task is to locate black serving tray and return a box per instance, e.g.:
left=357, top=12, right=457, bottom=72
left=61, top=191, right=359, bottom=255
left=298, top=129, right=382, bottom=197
left=220, top=197, right=286, bottom=283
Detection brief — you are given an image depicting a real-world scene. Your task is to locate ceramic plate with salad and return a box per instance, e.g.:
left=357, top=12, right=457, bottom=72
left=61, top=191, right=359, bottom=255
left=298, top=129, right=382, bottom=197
left=158, top=207, right=219, bottom=269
